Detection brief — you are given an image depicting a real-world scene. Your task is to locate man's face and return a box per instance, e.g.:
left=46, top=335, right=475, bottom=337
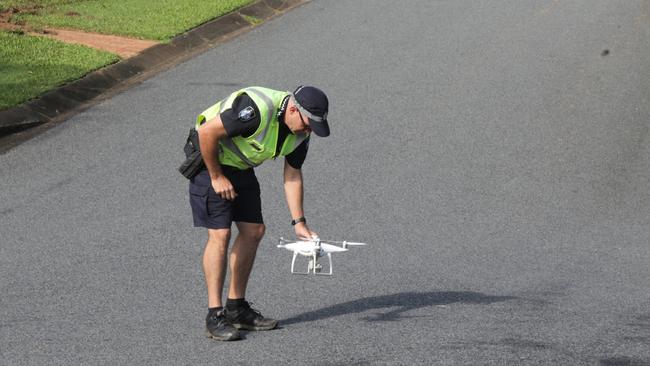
left=287, top=101, right=311, bottom=134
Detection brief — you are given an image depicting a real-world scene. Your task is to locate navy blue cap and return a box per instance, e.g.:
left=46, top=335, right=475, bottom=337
left=291, top=85, right=330, bottom=137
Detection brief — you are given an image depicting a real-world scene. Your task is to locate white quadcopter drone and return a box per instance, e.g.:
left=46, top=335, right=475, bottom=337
left=277, top=237, right=366, bottom=275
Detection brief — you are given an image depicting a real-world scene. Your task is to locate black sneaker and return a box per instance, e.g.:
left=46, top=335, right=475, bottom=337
left=226, top=301, right=278, bottom=331
left=206, top=309, right=241, bottom=341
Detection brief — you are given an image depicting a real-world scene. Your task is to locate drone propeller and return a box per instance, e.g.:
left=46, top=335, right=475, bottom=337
left=319, top=239, right=367, bottom=248
left=277, top=241, right=349, bottom=254
left=278, top=237, right=366, bottom=244
left=319, top=243, right=349, bottom=253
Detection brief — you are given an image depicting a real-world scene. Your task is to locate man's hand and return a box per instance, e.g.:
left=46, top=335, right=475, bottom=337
left=198, top=115, right=236, bottom=201
left=211, top=175, right=237, bottom=201
left=294, top=222, right=318, bottom=241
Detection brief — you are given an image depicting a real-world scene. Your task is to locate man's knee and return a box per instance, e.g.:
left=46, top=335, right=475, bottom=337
left=207, top=228, right=231, bottom=246
left=238, top=223, right=265, bottom=243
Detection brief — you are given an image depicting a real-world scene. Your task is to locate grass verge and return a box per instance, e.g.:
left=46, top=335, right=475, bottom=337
left=0, top=0, right=256, bottom=111
left=0, top=0, right=254, bottom=41
left=0, top=30, right=118, bottom=110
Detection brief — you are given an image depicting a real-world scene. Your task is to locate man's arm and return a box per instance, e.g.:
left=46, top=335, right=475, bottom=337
left=197, top=115, right=237, bottom=201
left=283, top=160, right=318, bottom=239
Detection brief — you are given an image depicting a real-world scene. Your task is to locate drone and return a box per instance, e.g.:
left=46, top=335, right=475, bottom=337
left=277, top=237, right=367, bottom=275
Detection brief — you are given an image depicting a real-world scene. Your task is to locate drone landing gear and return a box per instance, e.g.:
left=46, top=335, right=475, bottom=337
left=290, top=252, right=333, bottom=276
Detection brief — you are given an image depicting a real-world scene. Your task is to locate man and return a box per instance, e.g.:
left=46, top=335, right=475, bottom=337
left=189, top=85, right=330, bottom=341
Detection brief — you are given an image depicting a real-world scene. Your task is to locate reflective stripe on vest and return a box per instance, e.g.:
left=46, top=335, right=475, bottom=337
left=245, top=87, right=275, bottom=144
left=220, top=138, right=258, bottom=168
left=195, top=87, right=308, bottom=170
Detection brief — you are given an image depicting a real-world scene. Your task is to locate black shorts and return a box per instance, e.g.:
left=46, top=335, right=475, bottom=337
left=189, top=167, right=263, bottom=229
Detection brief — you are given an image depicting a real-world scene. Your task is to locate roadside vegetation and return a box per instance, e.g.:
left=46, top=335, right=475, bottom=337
left=0, top=0, right=254, bottom=110
left=0, top=0, right=254, bottom=40
left=0, top=30, right=118, bottom=110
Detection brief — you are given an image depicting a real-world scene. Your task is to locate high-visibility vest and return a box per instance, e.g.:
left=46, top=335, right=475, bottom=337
left=196, top=86, right=309, bottom=170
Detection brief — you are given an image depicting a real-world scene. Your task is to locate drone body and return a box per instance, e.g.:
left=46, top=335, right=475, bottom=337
left=277, top=237, right=366, bottom=275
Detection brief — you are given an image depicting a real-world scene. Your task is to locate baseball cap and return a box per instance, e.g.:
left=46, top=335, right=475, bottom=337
left=291, top=85, right=330, bottom=137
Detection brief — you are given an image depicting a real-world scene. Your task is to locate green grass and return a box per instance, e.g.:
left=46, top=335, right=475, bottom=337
left=0, top=0, right=256, bottom=110
left=0, top=30, right=118, bottom=110
left=0, top=0, right=254, bottom=41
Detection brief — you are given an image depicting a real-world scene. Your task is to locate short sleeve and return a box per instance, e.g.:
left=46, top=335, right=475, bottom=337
left=220, top=94, right=261, bottom=138
left=285, top=137, right=309, bottom=169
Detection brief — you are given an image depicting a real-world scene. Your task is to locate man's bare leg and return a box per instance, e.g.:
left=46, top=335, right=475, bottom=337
left=225, top=222, right=277, bottom=330
left=228, top=222, right=265, bottom=299
left=203, top=228, right=231, bottom=308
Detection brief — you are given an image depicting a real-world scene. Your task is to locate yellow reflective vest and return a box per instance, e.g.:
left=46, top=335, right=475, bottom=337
left=196, top=86, right=309, bottom=170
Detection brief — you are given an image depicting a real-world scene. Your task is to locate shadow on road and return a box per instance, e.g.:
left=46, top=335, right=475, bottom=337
left=281, top=291, right=516, bottom=326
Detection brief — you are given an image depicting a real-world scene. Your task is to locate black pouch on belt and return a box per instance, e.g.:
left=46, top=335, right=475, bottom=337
left=178, top=128, right=205, bottom=179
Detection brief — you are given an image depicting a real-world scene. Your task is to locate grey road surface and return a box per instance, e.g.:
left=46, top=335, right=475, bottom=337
left=2, top=0, right=650, bottom=365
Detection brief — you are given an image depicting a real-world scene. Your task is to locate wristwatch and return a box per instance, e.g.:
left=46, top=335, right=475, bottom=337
left=291, top=217, right=306, bottom=226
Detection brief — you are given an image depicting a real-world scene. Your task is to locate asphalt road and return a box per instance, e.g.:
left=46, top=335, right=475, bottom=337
left=2, top=1, right=650, bottom=365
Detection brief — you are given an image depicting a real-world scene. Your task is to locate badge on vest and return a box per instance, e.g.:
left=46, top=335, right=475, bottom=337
left=238, top=106, right=255, bottom=122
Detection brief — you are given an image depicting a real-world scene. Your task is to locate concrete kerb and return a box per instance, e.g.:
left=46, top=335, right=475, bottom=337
left=0, top=0, right=307, bottom=140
